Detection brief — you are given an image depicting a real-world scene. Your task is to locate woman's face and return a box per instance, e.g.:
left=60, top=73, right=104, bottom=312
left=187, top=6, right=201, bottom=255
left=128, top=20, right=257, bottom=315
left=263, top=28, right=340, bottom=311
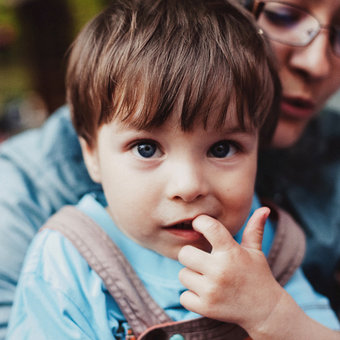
left=259, top=0, right=340, bottom=148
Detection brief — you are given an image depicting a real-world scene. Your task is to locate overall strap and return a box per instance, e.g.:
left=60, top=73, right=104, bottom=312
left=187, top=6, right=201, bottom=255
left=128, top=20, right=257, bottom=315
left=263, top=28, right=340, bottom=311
left=265, top=202, right=306, bottom=286
left=42, top=206, right=171, bottom=337
left=138, top=317, right=249, bottom=340
left=42, top=203, right=305, bottom=339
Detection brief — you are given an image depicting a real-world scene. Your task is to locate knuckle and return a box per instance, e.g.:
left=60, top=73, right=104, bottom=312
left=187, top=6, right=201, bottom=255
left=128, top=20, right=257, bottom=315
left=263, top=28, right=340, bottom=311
left=195, top=215, right=220, bottom=232
left=178, top=245, right=191, bottom=261
left=202, top=279, right=220, bottom=302
left=179, top=290, right=190, bottom=307
left=178, top=267, right=188, bottom=283
left=205, top=218, right=221, bottom=233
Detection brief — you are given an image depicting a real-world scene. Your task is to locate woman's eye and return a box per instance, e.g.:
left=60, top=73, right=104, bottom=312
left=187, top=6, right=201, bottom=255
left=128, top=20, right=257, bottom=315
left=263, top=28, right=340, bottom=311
left=264, top=8, right=300, bottom=28
left=208, top=141, right=237, bottom=158
left=132, top=141, right=162, bottom=158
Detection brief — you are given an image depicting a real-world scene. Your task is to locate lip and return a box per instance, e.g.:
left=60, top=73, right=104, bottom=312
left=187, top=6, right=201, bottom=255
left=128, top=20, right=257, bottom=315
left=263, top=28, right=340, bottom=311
left=162, top=219, right=203, bottom=241
left=280, top=96, right=316, bottom=120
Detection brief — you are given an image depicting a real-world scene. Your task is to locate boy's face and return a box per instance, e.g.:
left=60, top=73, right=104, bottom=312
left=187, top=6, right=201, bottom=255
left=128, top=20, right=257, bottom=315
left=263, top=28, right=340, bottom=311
left=82, top=113, right=258, bottom=260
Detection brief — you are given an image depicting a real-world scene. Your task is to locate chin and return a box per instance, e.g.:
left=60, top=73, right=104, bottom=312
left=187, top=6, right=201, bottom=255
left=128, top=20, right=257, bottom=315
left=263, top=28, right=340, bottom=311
left=270, top=118, right=308, bottom=149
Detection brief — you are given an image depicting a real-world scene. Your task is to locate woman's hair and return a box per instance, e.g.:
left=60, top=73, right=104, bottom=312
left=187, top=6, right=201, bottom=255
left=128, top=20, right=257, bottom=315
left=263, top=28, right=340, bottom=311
left=67, top=0, right=281, bottom=148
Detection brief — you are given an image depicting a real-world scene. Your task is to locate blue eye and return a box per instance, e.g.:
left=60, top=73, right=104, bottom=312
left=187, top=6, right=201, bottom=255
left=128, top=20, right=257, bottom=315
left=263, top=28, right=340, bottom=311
left=136, top=143, right=156, bottom=158
left=132, top=141, right=162, bottom=158
left=208, top=141, right=236, bottom=158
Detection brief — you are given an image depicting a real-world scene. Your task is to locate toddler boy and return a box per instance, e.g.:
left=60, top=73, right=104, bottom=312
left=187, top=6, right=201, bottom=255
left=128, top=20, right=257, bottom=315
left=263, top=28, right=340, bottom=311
left=7, top=0, right=340, bottom=339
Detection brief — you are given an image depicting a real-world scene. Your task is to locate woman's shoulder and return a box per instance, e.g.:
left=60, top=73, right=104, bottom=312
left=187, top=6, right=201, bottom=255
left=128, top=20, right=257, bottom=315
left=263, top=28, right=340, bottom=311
left=312, top=107, right=340, bottom=140
left=21, top=228, right=95, bottom=289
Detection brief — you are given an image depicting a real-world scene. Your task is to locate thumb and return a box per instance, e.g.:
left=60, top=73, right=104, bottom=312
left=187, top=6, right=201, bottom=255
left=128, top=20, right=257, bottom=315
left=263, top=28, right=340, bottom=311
left=241, top=207, right=270, bottom=251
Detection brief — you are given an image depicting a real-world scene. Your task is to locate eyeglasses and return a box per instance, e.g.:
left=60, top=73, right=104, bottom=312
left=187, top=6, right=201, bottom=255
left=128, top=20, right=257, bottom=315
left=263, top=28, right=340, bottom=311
left=252, top=1, right=340, bottom=57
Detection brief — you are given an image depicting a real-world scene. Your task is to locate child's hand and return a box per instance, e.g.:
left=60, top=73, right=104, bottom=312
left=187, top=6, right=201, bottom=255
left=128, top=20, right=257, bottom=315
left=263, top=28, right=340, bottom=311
left=178, top=207, right=284, bottom=333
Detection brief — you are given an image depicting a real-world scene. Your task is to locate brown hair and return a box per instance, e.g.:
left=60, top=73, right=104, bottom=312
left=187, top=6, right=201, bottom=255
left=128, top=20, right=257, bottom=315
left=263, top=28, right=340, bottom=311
left=67, top=0, right=280, bottom=148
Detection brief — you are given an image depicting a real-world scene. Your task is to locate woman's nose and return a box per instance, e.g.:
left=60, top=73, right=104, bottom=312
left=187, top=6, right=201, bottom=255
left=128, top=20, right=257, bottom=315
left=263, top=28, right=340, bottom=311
left=166, top=161, right=209, bottom=203
left=289, top=30, right=332, bottom=80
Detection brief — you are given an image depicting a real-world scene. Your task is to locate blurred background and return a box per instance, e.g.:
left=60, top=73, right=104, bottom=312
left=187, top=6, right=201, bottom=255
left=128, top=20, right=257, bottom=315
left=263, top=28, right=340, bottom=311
left=0, top=0, right=109, bottom=142
left=0, top=0, right=340, bottom=142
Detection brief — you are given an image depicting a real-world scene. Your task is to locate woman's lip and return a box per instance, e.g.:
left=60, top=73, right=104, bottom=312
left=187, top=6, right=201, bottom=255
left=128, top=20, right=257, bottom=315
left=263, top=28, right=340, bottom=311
left=280, top=97, right=316, bottom=120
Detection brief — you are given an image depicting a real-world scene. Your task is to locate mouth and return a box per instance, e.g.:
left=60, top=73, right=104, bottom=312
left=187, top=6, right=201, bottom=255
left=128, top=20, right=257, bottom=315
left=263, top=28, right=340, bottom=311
left=280, top=96, right=316, bottom=120
left=163, top=219, right=202, bottom=241
left=169, top=221, right=193, bottom=230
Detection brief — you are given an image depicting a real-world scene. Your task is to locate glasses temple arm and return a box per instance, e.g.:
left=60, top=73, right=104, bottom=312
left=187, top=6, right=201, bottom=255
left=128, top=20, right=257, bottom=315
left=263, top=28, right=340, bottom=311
left=252, top=1, right=265, bottom=19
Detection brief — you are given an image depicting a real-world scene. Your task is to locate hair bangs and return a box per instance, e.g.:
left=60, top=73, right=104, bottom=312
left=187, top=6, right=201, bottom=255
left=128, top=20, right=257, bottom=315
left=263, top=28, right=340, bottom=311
left=68, top=0, right=281, bottom=148
left=99, top=12, right=255, bottom=133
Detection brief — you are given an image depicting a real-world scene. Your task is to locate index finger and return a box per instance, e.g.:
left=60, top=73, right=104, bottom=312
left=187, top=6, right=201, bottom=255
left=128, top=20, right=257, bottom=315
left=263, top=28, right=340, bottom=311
left=192, top=215, right=238, bottom=252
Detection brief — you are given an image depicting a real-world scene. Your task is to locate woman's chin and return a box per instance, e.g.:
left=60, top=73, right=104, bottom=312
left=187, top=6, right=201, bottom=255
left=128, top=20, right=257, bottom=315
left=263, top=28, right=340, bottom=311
left=270, top=118, right=309, bottom=149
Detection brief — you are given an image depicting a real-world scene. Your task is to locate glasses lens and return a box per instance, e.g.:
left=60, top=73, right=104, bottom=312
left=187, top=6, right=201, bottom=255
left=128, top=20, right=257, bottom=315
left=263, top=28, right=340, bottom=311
left=331, top=25, right=340, bottom=57
left=257, top=2, right=320, bottom=47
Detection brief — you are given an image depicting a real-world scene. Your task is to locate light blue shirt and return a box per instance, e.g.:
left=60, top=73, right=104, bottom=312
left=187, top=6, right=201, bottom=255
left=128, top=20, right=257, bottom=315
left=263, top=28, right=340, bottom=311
left=0, top=107, right=104, bottom=339
left=6, top=194, right=340, bottom=339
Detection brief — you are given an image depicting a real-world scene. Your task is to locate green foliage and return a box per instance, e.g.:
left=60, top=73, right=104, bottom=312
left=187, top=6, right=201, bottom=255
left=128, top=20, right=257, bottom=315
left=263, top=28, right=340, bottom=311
left=0, top=1, right=19, bottom=31
left=0, top=0, right=106, bottom=118
left=68, top=0, right=106, bottom=35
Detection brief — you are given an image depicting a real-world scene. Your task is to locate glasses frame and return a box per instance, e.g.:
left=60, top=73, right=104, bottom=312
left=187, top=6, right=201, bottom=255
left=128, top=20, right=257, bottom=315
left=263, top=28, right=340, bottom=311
left=251, top=0, right=340, bottom=57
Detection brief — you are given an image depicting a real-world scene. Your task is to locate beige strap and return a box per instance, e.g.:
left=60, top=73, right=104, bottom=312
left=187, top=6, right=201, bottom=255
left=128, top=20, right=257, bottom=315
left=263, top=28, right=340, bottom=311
left=42, top=206, right=171, bottom=337
left=42, top=202, right=305, bottom=339
left=265, top=202, right=306, bottom=286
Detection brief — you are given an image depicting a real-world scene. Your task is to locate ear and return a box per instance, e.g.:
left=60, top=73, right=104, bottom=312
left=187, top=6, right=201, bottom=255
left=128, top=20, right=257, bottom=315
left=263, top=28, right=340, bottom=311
left=79, top=137, right=101, bottom=183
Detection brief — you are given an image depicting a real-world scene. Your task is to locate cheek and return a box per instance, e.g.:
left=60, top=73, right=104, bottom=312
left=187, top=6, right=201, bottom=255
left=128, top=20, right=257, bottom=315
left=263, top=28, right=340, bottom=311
left=104, top=182, right=153, bottom=243
left=218, top=165, right=257, bottom=234
left=222, top=190, right=254, bottom=236
left=99, top=163, right=137, bottom=217
left=225, top=182, right=254, bottom=211
left=270, top=42, right=288, bottom=71
left=102, top=167, right=159, bottom=229
left=323, top=75, right=340, bottom=103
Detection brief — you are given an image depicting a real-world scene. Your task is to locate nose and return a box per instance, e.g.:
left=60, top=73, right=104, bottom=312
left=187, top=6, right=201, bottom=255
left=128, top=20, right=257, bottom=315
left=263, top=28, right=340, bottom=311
left=166, top=160, right=209, bottom=203
left=289, top=30, right=331, bottom=80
